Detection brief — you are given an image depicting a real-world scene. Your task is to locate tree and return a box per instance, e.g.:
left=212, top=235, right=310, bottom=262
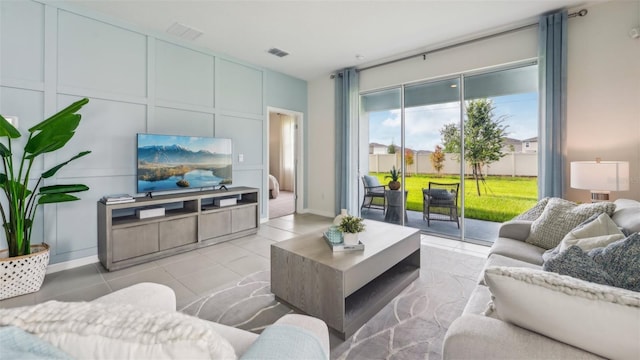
left=430, top=145, right=445, bottom=176
left=404, top=149, right=414, bottom=175
left=441, top=98, right=508, bottom=196
left=387, top=140, right=396, bottom=154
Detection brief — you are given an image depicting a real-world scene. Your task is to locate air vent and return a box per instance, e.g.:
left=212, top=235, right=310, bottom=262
left=268, top=48, right=290, bottom=58
left=166, top=22, right=203, bottom=41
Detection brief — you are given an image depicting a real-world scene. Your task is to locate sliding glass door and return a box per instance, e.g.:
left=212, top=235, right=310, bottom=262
left=359, top=88, right=404, bottom=224
left=403, top=78, right=462, bottom=238
left=359, top=63, right=539, bottom=244
left=461, top=65, right=538, bottom=241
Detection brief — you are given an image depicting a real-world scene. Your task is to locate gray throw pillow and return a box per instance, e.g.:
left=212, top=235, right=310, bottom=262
left=589, top=232, right=640, bottom=292
left=513, top=197, right=550, bottom=221
left=526, top=198, right=616, bottom=250
left=541, top=213, right=624, bottom=262
left=542, top=246, right=615, bottom=287
left=363, top=175, right=380, bottom=188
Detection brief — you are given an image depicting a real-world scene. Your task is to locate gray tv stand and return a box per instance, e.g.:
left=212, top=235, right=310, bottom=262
left=97, top=187, right=259, bottom=271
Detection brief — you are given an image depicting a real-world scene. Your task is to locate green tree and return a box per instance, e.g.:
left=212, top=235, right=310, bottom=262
left=387, top=140, right=396, bottom=154
left=441, top=98, right=508, bottom=196
left=430, top=145, right=445, bottom=176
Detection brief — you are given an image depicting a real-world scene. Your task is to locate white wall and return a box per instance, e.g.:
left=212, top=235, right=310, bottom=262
left=307, top=76, right=335, bottom=217
left=307, top=0, right=640, bottom=215
left=359, top=26, right=538, bottom=92
left=565, top=0, right=640, bottom=202
left=0, top=0, right=307, bottom=265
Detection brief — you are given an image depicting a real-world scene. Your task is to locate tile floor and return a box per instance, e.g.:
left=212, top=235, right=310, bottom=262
left=0, top=214, right=489, bottom=309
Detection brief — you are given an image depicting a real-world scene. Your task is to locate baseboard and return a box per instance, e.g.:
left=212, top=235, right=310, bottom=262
left=305, top=208, right=335, bottom=218
left=47, top=255, right=99, bottom=274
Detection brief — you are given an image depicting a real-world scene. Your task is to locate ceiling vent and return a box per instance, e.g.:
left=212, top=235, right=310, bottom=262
left=267, top=48, right=290, bottom=58
left=166, top=22, right=203, bottom=41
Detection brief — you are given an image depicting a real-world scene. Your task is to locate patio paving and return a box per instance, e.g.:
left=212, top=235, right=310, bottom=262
left=361, top=208, right=501, bottom=244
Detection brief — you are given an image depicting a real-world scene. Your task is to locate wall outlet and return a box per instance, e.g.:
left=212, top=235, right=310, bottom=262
left=239, top=153, right=244, bottom=162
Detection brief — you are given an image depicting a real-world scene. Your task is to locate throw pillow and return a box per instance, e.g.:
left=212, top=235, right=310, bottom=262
left=589, top=232, right=640, bottom=292
left=363, top=175, right=380, bottom=188
left=542, top=245, right=615, bottom=286
left=513, top=197, right=550, bottom=221
left=541, top=213, right=625, bottom=261
left=612, top=199, right=640, bottom=235
left=526, top=198, right=616, bottom=249
left=0, top=301, right=237, bottom=360
left=484, top=266, right=640, bottom=360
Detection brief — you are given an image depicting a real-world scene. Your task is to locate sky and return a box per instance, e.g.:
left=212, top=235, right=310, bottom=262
left=367, top=92, right=538, bottom=152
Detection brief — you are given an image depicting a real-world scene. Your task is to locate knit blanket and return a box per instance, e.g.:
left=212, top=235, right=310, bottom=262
left=0, top=301, right=237, bottom=359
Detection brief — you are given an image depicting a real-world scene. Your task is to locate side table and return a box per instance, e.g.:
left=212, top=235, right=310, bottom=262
left=384, top=190, right=408, bottom=223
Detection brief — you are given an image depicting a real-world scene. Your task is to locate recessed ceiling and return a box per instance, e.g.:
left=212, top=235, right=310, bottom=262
left=57, top=0, right=598, bottom=81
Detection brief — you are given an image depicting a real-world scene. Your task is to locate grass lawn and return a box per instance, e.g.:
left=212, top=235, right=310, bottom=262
left=369, top=173, right=538, bottom=223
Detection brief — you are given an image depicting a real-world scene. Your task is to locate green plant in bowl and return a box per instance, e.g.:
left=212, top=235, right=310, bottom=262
left=338, top=215, right=365, bottom=234
left=386, top=166, right=401, bottom=190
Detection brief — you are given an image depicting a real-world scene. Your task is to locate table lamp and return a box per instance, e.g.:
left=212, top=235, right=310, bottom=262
left=570, top=159, right=629, bottom=202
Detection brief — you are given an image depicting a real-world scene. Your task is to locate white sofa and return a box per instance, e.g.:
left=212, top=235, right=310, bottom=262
left=0, top=282, right=330, bottom=359
left=443, top=198, right=640, bottom=359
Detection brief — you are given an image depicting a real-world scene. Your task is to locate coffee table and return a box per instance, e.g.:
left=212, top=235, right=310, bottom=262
left=270, top=220, right=420, bottom=339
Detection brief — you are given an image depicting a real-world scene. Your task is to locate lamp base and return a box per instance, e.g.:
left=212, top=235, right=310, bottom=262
left=590, top=191, right=610, bottom=203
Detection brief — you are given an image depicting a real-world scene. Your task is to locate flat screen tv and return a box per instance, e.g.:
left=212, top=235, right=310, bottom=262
left=137, top=133, right=232, bottom=194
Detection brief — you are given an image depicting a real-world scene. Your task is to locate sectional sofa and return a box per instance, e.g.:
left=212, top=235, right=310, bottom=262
left=0, top=282, right=330, bottom=359
left=443, top=198, right=640, bottom=359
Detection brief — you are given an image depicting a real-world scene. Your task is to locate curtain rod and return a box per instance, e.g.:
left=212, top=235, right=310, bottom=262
left=332, top=8, right=587, bottom=78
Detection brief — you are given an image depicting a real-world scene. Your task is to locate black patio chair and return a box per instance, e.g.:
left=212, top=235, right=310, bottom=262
left=361, top=175, right=386, bottom=212
left=423, top=182, right=460, bottom=228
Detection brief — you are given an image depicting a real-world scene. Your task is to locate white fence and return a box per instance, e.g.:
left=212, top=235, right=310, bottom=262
left=368, top=153, right=538, bottom=177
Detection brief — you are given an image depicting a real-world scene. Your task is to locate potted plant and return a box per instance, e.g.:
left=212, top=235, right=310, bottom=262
left=338, top=215, right=365, bottom=245
left=0, top=98, right=91, bottom=300
left=386, top=166, right=401, bottom=190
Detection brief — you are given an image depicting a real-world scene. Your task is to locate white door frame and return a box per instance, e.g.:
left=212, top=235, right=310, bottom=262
left=266, top=106, right=305, bottom=218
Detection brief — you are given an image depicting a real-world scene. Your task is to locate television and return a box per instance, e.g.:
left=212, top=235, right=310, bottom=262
left=137, top=133, right=232, bottom=194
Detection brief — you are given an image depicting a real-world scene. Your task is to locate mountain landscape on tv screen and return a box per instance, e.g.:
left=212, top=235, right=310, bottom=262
left=137, top=144, right=232, bottom=191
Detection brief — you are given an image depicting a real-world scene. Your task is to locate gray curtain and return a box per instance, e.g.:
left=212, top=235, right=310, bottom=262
left=335, top=68, right=359, bottom=215
left=538, top=10, right=568, bottom=198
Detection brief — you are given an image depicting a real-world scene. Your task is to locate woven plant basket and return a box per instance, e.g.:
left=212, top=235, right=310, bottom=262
left=0, top=243, right=50, bottom=300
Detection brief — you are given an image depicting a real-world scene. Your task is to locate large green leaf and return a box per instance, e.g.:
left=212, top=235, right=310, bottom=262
left=6, top=180, right=31, bottom=199
left=29, top=98, right=89, bottom=133
left=0, top=173, right=7, bottom=189
left=37, top=193, right=80, bottom=204
left=25, top=132, right=74, bottom=158
left=39, top=184, right=89, bottom=195
left=0, top=142, right=11, bottom=157
left=42, top=151, right=91, bottom=178
left=0, top=114, right=21, bottom=139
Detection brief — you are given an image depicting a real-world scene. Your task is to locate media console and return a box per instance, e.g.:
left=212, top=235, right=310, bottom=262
left=97, top=187, right=259, bottom=271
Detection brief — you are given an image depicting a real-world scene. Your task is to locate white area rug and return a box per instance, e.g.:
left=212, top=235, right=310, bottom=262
left=180, top=246, right=485, bottom=360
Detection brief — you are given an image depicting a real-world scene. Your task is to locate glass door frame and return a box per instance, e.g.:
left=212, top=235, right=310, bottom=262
left=358, top=59, right=538, bottom=243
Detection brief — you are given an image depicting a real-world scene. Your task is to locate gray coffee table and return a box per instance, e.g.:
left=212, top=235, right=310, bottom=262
left=270, top=220, right=420, bottom=339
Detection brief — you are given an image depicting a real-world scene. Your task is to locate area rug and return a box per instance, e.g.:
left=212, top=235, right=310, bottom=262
left=180, top=246, right=485, bottom=360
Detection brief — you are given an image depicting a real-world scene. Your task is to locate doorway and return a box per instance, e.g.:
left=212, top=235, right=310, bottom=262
left=268, top=109, right=299, bottom=219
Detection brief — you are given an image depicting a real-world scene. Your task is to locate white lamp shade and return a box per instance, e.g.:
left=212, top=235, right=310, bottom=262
left=570, top=161, right=629, bottom=192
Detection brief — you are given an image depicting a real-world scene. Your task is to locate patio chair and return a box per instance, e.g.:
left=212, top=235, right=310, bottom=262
left=423, top=182, right=460, bottom=228
left=361, top=175, right=386, bottom=212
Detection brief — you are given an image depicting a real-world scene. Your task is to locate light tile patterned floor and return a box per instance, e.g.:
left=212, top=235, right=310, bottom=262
left=0, top=213, right=489, bottom=309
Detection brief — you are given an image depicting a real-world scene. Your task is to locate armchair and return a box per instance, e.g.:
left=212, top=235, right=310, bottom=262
left=423, top=182, right=460, bottom=228
left=361, top=175, right=386, bottom=212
